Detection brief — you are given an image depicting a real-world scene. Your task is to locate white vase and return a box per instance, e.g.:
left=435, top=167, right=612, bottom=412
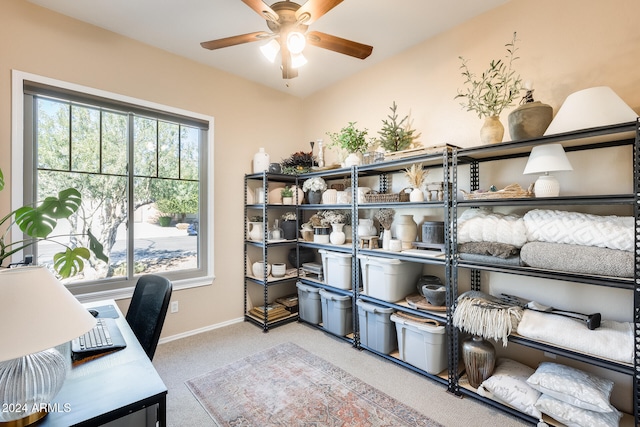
left=247, top=221, right=264, bottom=241
left=357, top=218, right=377, bottom=237
left=344, top=152, right=361, bottom=167
left=252, top=147, right=270, bottom=173
left=382, top=229, right=391, bottom=250
left=409, top=188, right=424, bottom=202
left=395, top=215, right=417, bottom=249
left=322, top=189, right=338, bottom=204
left=252, top=261, right=271, bottom=278
left=330, top=223, right=346, bottom=245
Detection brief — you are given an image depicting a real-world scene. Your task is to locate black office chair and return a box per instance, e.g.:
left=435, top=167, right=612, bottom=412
left=125, top=274, right=173, bottom=360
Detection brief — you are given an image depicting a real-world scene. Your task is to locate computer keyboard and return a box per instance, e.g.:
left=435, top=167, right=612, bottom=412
left=74, top=318, right=113, bottom=350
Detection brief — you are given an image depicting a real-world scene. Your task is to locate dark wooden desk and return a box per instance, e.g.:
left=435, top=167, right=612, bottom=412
left=40, top=300, right=167, bottom=426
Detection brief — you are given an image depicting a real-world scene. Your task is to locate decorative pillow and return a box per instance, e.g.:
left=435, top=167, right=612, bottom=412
left=535, top=394, right=621, bottom=427
left=478, top=358, right=542, bottom=418
left=526, top=362, right=615, bottom=413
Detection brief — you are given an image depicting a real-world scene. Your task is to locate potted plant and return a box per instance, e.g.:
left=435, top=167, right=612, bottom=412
left=377, top=101, right=419, bottom=152
left=302, top=177, right=327, bottom=204
left=374, top=208, right=395, bottom=250
left=327, top=122, right=371, bottom=166
left=281, top=151, right=316, bottom=175
left=404, top=163, right=429, bottom=201
left=281, top=186, right=294, bottom=205
left=455, top=32, right=523, bottom=144
left=0, top=168, right=108, bottom=278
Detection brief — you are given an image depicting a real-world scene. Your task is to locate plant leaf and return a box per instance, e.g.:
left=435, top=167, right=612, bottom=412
left=53, top=247, right=90, bottom=279
left=37, top=188, right=82, bottom=219
left=15, top=206, right=57, bottom=238
left=88, top=228, right=109, bottom=263
left=0, top=168, right=4, bottom=191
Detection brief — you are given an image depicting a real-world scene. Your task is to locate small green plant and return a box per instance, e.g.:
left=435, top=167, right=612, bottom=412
left=377, top=102, right=418, bottom=152
left=281, top=186, right=294, bottom=197
left=327, top=122, right=371, bottom=154
left=0, top=168, right=108, bottom=278
left=455, top=32, right=523, bottom=119
left=249, top=215, right=264, bottom=222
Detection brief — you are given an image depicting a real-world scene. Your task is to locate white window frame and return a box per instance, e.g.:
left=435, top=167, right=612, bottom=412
left=11, top=70, right=215, bottom=302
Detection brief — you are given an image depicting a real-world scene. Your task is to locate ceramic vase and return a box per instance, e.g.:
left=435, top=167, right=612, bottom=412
left=395, top=215, right=417, bottom=249
left=307, top=190, right=323, bottom=204
left=252, top=147, right=270, bottom=173
left=382, top=229, right=391, bottom=250
left=480, top=116, right=504, bottom=145
left=281, top=220, right=297, bottom=240
left=462, top=336, right=496, bottom=388
left=344, top=152, right=362, bottom=167
left=330, top=223, right=346, bottom=245
left=409, top=187, right=424, bottom=202
left=357, top=218, right=377, bottom=237
left=322, top=189, right=338, bottom=204
left=251, top=261, right=271, bottom=278
left=247, top=221, right=264, bottom=241
left=508, top=101, right=553, bottom=140
left=313, top=226, right=330, bottom=243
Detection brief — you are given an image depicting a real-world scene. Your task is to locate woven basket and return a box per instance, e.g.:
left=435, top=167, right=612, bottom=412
left=363, top=189, right=409, bottom=203
left=461, top=183, right=534, bottom=200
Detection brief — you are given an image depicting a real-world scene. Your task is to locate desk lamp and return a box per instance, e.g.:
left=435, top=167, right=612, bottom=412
left=0, top=266, right=96, bottom=426
left=523, top=143, right=573, bottom=197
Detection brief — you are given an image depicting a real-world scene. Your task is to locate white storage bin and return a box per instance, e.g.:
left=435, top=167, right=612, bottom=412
left=390, top=313, right=447, bottom=374
left=296, top=282, right=322, bottom=324
left=356, top=299, right=397, bottom=354
left=358, top=255, right=423, bottom=302
left=319, top=249, right=352, bottom=290
left=319, top=289, right=353, bottom=336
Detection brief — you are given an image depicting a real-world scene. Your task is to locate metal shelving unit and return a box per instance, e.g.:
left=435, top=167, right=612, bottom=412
left=451, top=121, right=639, bottom=425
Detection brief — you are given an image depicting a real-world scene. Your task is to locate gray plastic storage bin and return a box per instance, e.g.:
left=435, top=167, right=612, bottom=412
left=296, top=282, right=322, bottom=324
left=356, top=299, right=397, bottom=354
left=319, top=289, right=353, bottom=336
left=391, top=313, right=447, bottom=375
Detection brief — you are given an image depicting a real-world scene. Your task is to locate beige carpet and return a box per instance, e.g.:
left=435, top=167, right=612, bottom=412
left=186, top=342, right=443, bottom=426
left=153, top=321, right=530, bottom=426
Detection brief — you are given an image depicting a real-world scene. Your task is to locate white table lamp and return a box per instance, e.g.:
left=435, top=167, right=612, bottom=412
left=544, top=86, right=637, bottom=135
left=523, top=144, right=573, bottom=197
left=0, top=266, right=96, bottom=425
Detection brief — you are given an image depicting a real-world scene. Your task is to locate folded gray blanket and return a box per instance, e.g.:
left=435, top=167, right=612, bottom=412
left=458, top=242, right=520, bottom=259
left=459, top=252, right=523, bottom=266
left=520, top=242, right=633, bottom=278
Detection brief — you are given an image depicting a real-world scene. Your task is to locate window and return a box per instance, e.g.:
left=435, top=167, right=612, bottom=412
left=14, top=72, right=213, bottom=296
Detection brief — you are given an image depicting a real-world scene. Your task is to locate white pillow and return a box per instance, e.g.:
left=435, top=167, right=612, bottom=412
left=478, top=358, right=542, bottom=418
left=535, top=394, right=621, bottom=427
left=526, top=362, right=615, bottom=413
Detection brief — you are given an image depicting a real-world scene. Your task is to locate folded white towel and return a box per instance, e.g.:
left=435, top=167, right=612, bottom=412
left=516, top=310, right=633, bottom=365
left=457, top=209, right=527, bottom=248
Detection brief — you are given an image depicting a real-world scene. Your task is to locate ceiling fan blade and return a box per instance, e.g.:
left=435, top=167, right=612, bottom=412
left=306, top=31, right=373, bottom=59
left=295, top=0, right=343, bottom=25
left=242, top=0, right=279, bottom=23
left=200, top=31, right=271, bottom=50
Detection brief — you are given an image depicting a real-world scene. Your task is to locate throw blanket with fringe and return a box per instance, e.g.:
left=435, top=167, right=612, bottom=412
left=523, top=209, right=634, bottom=252
left=457, top=209, right=527, bottom=248
left=453, top=291, right=523, bottom=347
left=517, top=310, right=633, bottom=365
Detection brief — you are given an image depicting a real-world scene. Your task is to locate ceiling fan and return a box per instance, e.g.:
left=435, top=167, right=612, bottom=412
left=200, top=0, right=373, bottom=79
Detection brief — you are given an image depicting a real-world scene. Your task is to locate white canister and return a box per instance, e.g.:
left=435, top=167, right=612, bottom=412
left=389, top=239, right=402, bottom=252
left=322, top=189, right=338, bottom=204
left=253, top=148, right=270, bottom=173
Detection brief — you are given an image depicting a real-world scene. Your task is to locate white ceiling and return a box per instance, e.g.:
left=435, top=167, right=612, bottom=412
left=28, top=0, right=510, bottom=98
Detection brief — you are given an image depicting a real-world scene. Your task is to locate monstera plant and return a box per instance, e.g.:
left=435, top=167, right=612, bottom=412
left=0, top=168, right=107, bottom=278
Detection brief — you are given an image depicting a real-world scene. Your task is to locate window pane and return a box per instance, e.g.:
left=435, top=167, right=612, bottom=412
left=158, top=121, right=179, bottom=179
left=71, top=105, right=100, bottom=173
left=181, top=126, right=199, bottom=180
left=102, top=111, right=128, bottom=176
left=134, top=117, right=157, bottom=177
left=37, top=98, right=69, bottom=171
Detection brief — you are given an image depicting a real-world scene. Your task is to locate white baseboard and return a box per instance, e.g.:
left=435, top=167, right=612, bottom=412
left=158, top=317, right=244, bottom=345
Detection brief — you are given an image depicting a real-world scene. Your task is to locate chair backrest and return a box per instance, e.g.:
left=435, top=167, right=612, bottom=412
left=125, top=274, right=173, bottom=360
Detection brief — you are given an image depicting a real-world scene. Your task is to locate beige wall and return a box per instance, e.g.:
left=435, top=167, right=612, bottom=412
left=2, top=0, right=640, bottom=340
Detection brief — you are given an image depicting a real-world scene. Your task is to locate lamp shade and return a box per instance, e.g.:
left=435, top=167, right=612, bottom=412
left=544, top=86, right=637, bottom=135
left=0, top=266, right=96, bottom=362
left=523, top=143, right=573, bottom=175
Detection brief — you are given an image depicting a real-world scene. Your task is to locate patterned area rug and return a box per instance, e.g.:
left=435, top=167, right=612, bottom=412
left=186, top=342, right=442, bottom=427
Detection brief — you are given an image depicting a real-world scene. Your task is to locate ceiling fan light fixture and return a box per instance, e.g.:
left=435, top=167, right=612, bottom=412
left=287, top=31, right=306, bottom=54
left=260, top=39, right=280, bottom=63
left=291, top=52, right=307, bottom=69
